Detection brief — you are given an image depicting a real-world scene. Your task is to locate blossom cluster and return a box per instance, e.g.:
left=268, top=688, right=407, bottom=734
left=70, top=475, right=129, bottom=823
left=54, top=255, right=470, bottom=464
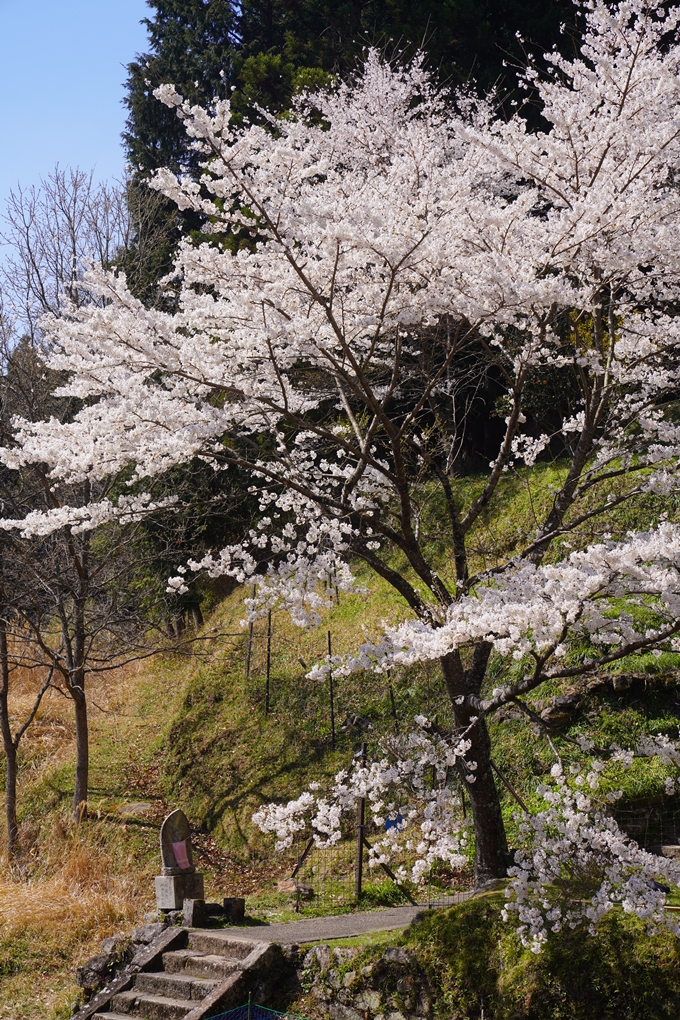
left=252, top=718, right=472, bottom=883
left=504, top=733, right=680, bottom=951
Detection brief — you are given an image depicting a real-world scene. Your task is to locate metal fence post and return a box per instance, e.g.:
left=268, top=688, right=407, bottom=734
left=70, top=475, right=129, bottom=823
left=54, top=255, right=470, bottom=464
left=327, top=629, right=335, bottom=749
left=245, top=584, right=256, bottom=679
left=265, top=610, right=272, bottom=714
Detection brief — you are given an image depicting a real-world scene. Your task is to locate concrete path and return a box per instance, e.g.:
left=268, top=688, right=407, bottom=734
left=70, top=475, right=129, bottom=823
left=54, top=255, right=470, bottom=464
left=207, top=895, right=474, bottom=945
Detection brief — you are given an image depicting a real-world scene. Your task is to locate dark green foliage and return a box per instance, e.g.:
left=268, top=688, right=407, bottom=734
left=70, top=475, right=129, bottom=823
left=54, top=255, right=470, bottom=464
left=400, top=897, right=680, bottom=1019
left=123, top=0, right=238, bottom=176
left=123, top=0, right=578, bottom=178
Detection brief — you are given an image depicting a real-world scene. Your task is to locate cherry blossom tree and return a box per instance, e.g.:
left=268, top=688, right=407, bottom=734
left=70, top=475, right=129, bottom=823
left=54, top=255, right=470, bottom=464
left=254, top=722, right=680, bottom=948
left=5, top=0, right=680, bottom=884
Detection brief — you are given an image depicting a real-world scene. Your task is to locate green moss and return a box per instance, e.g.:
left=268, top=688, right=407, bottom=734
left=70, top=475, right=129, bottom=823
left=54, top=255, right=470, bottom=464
left=398, top=897, right=680, bottom=1019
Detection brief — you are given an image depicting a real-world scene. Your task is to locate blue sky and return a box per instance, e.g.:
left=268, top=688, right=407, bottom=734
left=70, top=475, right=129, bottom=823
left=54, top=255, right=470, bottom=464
left=0, top=0, right=150, bottom=209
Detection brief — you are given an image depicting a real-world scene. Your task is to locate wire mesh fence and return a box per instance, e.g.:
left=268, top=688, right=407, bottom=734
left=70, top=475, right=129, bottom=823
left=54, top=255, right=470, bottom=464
left=294, top=836, right=358, bottom=910
left=289, top=811, right=473, bottom=913
left=614, top=799, right=680, bottom=848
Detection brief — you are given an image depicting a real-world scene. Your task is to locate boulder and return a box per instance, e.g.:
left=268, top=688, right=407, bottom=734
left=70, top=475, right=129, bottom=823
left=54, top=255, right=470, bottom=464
left=540, top=690, right=582, bottom=727
left=75, top=954, right=110, bottom=993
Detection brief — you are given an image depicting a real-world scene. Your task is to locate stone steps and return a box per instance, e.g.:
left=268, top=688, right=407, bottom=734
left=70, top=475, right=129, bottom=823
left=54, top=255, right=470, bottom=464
left=162, top=949, right=241, bottom=980
left=87, top=931, right=277, bottom=1020
left=115, top=992, right=195, bottom=1019
left=186, top=932, right=256, bottom=959
left=93, top=1015, right=135, bottom=1020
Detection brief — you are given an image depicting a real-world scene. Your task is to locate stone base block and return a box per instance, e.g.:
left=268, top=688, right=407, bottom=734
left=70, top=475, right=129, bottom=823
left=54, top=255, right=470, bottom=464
left=155, top=872, right=204, bottom=910
left=223, top=897, right=246, bottom=923
left=183, top=897, right=206, bottom=927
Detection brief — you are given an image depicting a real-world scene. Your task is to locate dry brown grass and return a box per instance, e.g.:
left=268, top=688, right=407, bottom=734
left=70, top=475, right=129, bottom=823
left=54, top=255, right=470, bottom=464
left=0, top=837, right=150, bottom=1019
left=0, top=656, right=171, bottom=1019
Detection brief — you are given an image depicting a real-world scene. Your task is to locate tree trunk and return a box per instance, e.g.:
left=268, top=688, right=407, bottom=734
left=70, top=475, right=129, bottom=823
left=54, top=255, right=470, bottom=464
left=0, top=622, right=18, bottom=856
left=4, top=741, right=17, bottom=857
left=72, top=688, right=88, bottom=820
left=440, top=651, right=508, bottom=887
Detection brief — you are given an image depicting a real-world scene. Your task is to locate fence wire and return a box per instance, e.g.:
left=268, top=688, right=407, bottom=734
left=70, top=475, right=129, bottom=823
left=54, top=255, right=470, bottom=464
left=291, top=823, right=473, bottom=912
left=614, top=799, right=680, bottom=847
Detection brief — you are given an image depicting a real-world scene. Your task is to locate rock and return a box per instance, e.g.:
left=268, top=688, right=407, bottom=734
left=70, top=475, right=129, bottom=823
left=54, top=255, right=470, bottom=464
left=357, top=990, right=382, bottom=1010
left=183, top=897, right=206, bottom=927
left=612, top=674, right=633, bottom=691
left=328, top=1004, right=363, bottom=1020
left=342, top=970, right=357, bottom=987
left=540, top=690, right=582, bottom=727
left=340, top=713, right=373, bottom=733
left=334, top=947, right=358, bottom=964
left=277, top=877, right=314, bottom=899
left=117, top=801, right=153, bottom=816
left=76, top=954, right=110, bottom=992
left=416, top=992, right=431, bottom=1016
left=314, top=944, right=331, bottom=971
left=100, top=935, right=126, bottom=956
left=384, top=947, right=411, bottom=964
left=131, top=922, right=169, bottom=945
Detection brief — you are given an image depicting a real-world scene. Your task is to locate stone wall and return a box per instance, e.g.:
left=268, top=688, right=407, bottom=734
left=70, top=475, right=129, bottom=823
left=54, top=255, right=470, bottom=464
left=297, top=942, right=433, bottom=1020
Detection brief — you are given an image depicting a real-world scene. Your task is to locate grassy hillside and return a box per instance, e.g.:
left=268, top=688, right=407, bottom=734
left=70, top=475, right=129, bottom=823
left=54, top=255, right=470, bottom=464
left=1, top=466, right=680, bottom=1018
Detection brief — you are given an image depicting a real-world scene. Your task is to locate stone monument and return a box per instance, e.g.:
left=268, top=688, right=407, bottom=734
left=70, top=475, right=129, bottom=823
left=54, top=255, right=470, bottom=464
left=154, top=809, right=205, bottom=911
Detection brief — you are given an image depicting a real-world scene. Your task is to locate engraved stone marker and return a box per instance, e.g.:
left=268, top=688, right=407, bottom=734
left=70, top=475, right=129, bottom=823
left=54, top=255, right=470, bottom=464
left=160, top=808, right=194, bottom=875
left=154, top=809, right=204, bottom=911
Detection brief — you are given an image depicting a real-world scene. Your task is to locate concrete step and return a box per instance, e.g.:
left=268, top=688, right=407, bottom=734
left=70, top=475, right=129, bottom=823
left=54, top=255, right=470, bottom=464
left=93, top=1014, right=135, bottom=1020
left=187, top=931, right=258, bottom=959
left=163, top=948, right=241, bottom=980
left=110, top=989, right=195, bottom=1020
left=110, top=991, right=138, bottom=1015
left=135, top=994, right=196, bottom=1020
left=135, top=972, right=218, bottom=1001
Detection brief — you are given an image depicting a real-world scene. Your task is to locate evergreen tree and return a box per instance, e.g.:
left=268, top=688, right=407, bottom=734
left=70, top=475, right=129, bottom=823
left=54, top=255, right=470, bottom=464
left=123, top=0, right=577, bottom=179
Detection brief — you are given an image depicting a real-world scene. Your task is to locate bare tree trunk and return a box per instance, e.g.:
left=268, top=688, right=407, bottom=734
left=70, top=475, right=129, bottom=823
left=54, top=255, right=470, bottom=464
left=0, top=622, right=18, bottom=855
left=3, top=740, right=18, bottom=858
left=70, top=540, right=90, bottom=821
left=72, top=683, right=88, bottom=820
left=441, top=651, right=508, bottom=886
